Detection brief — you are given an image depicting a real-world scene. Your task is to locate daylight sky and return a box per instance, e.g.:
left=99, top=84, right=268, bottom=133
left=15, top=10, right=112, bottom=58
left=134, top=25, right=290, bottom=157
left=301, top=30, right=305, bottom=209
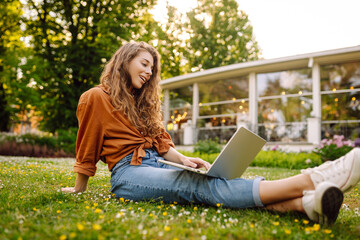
left=152, top=0, right=360, bottom=59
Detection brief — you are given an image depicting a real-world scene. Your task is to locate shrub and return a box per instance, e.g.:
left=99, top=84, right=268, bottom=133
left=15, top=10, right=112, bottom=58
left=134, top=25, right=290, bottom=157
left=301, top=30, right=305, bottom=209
left=56, top=128, right=77, bottom=155
left=251, top=150, right=322, bottom=169
left=178, top=149, right=321, bottom=169
left=0, top=130, right=77, bottom=158
left=194, top=138, right=222, bottom=154
left=313, top=135, right=354, bottom=162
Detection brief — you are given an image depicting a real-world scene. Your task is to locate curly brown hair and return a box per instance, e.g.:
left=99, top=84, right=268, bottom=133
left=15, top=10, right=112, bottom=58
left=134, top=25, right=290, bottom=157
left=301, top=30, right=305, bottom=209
left=100, top=41, right=164, bottom=137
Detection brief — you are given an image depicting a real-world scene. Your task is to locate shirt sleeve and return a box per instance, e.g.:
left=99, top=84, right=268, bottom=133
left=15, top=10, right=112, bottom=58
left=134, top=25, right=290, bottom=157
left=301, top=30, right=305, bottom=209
left=154, top=129, right=175, bottom=155
left=73, top=90, right=105, bottom=176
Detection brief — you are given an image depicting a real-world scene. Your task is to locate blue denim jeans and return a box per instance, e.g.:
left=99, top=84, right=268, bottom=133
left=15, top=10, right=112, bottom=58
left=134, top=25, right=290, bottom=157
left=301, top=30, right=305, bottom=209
left=110, top=148, right=264, bottom=209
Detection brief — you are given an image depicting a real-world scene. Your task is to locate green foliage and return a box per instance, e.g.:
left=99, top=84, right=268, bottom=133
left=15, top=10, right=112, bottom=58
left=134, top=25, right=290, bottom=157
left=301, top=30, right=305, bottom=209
left=0, top=133, right=57, bottom=149
left=185, top=0, right=260, bottom=71
left=19, top=0, right=157, bottom=132
left=179, top=149, right=322, bottom=169
left=0, top=0, right=25, bottom=131
left=1, top=157, right=359, bottom=239
left=56, top=127, right=78, bottom=155
left=251, top=150, right=322, bottom=169
left=0, top=130, right=77, bottom=157
left=152, top=4, right=189, bottom=79
left=313, top=135, right=354, bottom=162
left=193, top=138, right=222, bottom=154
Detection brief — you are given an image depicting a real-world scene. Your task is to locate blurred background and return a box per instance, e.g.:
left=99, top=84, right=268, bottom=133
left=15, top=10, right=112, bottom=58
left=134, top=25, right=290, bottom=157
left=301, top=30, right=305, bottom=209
left=1, top=0, right=359, bottom=155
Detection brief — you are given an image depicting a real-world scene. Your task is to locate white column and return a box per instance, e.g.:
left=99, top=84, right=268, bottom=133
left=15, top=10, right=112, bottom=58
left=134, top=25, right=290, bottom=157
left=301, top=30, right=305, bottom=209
left=192, top=83, right=199, bottom=143
left=308, top=62, right=321, bottom=144
left=163, top=89, right=170, bottom=130
left=249, top=72, right=258, bottom=133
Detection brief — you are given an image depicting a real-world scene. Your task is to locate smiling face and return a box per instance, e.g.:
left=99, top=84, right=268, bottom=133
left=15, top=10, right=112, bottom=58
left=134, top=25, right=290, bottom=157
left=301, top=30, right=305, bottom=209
left=128, top=50, right=154, bottom=89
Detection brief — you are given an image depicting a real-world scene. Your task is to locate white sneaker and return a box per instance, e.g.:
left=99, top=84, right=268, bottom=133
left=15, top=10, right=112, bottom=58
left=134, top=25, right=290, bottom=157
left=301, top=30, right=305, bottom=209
left=301, top=148, right=360, bottom=192
left=302, top=182, right=343, bottom=225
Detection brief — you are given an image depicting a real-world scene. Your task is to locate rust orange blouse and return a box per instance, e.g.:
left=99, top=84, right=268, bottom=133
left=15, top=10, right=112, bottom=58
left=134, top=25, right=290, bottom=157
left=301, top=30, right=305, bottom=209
left=74, top=85, right=175, bottom=177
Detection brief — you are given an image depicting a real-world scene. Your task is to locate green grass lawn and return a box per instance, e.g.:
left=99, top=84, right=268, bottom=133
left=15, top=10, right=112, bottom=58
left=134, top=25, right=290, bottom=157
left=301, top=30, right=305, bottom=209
left=0, top=156, right=359, bottom=240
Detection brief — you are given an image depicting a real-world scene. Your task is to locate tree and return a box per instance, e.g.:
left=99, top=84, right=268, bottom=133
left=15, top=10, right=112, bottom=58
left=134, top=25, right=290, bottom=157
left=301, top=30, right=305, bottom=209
left=21, top=0, right=157, bottom=132
left=0, top=0, right=26, bottom=131
left=185, top=0, right=260, bottom=71
left=152, top=4, right=189, bottom=79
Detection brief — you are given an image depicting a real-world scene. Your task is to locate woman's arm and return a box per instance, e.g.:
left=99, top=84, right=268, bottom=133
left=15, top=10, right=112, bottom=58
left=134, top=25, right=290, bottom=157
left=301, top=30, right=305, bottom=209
left=61, top=172, right=89, bottom=193
left=162, top=147, right=211, bottom=170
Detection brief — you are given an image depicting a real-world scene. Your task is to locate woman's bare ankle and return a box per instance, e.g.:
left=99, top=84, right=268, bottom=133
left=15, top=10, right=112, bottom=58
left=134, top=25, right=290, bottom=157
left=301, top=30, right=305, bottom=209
left=301, top=174, right=315, bottom=191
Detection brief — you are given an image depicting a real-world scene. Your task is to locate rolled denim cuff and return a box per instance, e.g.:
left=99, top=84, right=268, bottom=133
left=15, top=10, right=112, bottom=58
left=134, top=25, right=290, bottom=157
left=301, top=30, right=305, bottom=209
left=252, top=176, right=265, bottom=207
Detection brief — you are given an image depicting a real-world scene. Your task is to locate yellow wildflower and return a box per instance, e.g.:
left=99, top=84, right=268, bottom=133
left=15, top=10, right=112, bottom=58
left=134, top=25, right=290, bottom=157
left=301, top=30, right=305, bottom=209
left=163, top=212, right=167, bottom=216
left=92, top=224, right=101, bottom=230
left=164, top=226, right=171, bottom=231
left=69, top=233, right=76, bottom=238
left=59, top=235, right=67, bottom=240
left=284, top=229, right=291, bottom=234
left=324, top=229, right=332, bottom=234
left=93, top=203, right=98, bottom=207
left=273, top=221, right=279, bottom=226
left=76, top=223, right=84, bottom=231
left=187, top=219, right=192, bottom=223
left=94, top=208, right=102, bottom=213
left=216, top=203, right=221, bottom=207
left=303, top=220, right=309, bottom=225
left=193, top=207, right=198, bottom=211
left=57, top=210, right=61, bottom=214
left=250, top=223, right=255, bottom=228
left=312, top=224, right=320, bottom=231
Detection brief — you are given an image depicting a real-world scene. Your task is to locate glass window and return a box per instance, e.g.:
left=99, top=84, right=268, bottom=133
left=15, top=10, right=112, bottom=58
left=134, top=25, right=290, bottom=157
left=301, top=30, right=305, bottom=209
left=321, top=122, right=360, bottom=140
left=197, top=128, right=237, bottom=143
left=258, top=122, right=307, bottom=142
left=258, top=96, right=313, bottom=123
left=199, top=101, right=249, bottom=117
left=320, top=62, right=360, bottom=91
left=197, top=116, right=239, bottom=128
left=169, top=86, right=193, bottom=108
left=321, top=92, right=360, bottom=121
left=168, top=86, right=193, bottom=145
left=198, top=76, right=249, bottom=104
left=257, top=69, right=312, bottom=97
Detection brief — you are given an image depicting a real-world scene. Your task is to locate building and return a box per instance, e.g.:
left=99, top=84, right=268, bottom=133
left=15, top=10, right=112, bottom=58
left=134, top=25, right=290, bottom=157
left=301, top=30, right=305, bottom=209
left=160, top=46, right=360, bottom=147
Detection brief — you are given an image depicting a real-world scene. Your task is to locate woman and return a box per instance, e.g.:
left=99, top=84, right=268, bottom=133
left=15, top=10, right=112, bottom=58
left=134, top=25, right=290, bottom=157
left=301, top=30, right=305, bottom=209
left=62, top=41, right=360, bottom=225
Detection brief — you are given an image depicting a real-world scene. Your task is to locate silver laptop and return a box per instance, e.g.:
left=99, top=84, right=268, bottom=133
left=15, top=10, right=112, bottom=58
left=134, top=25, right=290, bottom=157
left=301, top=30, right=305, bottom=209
left=158, top=127, right=266, bottom=180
